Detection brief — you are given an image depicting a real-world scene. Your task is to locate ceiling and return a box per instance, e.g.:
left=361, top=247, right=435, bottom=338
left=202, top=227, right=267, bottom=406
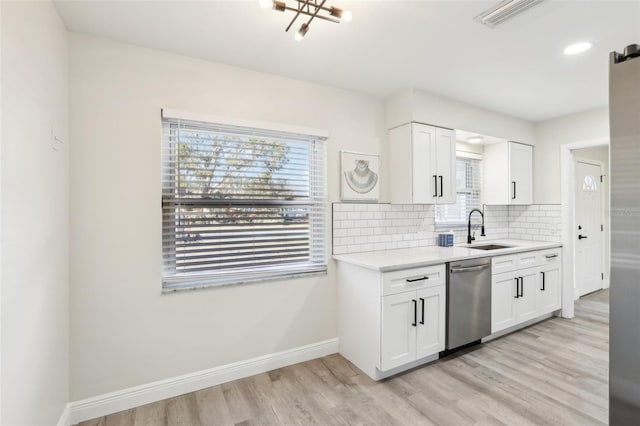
left=53, top=0, right=640, bottom=122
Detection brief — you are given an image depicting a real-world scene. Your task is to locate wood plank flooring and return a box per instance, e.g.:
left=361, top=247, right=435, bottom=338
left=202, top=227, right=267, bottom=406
left=78, top=290, right=609, bottom=426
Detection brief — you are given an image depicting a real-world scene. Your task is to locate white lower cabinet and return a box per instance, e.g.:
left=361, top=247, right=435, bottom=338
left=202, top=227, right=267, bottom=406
left=491, top=272, right=518, bottom=332
left=381, top=285, right=445, bottom=371
left=491, top=249, right=562, bottom=334
left=337, top=262, right=446, bottom=380
left=337, top=247, right=562, bottom=380
left=416, top=286, right=446, bottom=358
left=538, top=251, right=562, bottom=314
left=492, top=267, right=538, bottom=332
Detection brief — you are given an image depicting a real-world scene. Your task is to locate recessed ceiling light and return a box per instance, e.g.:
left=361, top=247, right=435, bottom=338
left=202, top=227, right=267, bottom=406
left=466, top=136, right=484, bottom=144
left=564, top=42, right=593, bottom=56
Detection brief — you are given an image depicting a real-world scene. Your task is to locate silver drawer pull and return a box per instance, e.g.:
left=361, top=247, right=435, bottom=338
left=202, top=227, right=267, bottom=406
left=545, top=254, right=559, bottom=259
left=406, top=276, right=429, bottom=283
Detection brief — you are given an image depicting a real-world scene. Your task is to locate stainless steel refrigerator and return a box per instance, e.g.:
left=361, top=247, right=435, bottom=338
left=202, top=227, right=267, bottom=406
left=609, top=43, right=640, bottom=425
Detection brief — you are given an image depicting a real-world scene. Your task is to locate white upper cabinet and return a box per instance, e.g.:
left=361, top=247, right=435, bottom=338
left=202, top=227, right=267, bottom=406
left=483, top=142, right=533, bottom=205
left=388, top=122, right=456, bottom=204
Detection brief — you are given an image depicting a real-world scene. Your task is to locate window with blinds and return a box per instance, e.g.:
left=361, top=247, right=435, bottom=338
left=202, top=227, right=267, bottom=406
left=435, top=152, right=483, bottom=228
left=162, top=115, right=327, bottom=290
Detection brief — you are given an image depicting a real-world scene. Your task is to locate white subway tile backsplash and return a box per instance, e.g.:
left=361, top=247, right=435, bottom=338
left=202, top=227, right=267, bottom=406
left=332, top=203, right=562, bottom=254
left=333, top=229, right=347, bottom=237
left=332, top=203, right=436, bottom=254
left=507, top=204, right=561, bottom=243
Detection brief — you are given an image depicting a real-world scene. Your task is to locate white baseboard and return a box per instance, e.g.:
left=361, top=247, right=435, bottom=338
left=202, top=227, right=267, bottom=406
left=57, top=403, right=71, bottom=426
left=68, top=338, right=338, bottom=425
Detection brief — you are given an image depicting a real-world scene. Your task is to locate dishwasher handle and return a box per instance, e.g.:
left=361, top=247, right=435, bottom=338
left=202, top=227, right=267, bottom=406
left=450, top=264, right=491, bottom=273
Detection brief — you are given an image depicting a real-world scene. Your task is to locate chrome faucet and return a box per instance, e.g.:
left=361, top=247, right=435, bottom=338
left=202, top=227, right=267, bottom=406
left=467, top=208, right=486, bottom=244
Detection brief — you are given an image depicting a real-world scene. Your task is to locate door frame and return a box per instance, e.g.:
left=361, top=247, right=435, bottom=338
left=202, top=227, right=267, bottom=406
left=573, top=156, right=606, bottom=298
left=560, top=138, right=609, bottom=318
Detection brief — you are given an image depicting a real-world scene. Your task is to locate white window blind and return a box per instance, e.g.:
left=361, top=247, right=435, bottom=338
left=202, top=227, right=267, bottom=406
left=162, top=116, right=327, bottom=290
left=435, top=152, right=483, bottom=228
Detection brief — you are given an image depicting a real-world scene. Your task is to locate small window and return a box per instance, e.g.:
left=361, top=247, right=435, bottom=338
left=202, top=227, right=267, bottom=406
left=435, top=152, right=483, bottom=229
left=161, top=115, right=327, bottom=291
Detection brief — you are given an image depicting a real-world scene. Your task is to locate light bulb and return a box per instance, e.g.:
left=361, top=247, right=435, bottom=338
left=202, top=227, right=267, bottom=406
left=259, top=0, right=274, bottom=10
left=342, top=10, right=352, bottom=23
left=563, top=42, right=592, bottom=56
left=295, top=23, right=309, bottom=41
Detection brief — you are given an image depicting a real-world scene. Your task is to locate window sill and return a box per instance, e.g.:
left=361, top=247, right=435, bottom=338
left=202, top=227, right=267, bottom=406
left=162, top=267, right=328, bottom=293
left=435, top=223, right=472, bottom=231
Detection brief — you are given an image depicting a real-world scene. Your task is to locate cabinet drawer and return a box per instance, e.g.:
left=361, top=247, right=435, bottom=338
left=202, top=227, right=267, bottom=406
left=517, top=251, right=539, bottom=269
left=492, top=254, right=518, bottom=274
left=492, top=250, right=540, bottom=274
left=382, top=265, right=445, bottom=296
left=539, top=248, right=561, bottom=266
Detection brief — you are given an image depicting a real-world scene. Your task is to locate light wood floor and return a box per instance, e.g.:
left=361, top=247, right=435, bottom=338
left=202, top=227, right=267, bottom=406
left=78, top=290, right=609, bottom=426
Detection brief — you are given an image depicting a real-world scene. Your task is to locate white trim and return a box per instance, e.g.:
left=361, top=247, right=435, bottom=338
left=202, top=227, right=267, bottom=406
left=560, top=137, right=609, bottom=318
left=457, top=149, right=483, bottom=160
left=68, top=338, right=338, bottom=424
left=161, top=108, right=329, bottom=138
left=56, top=403, right=71, bottom=426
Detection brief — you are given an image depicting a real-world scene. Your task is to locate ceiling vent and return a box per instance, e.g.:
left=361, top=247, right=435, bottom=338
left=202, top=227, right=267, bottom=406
left=475, top=0, right=545, bottom=28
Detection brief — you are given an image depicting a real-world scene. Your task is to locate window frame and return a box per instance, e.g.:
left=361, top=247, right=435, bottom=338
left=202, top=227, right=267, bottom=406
left=435, top=151, right=483, bottom=230
left=161, top=111, right=328, bottom=292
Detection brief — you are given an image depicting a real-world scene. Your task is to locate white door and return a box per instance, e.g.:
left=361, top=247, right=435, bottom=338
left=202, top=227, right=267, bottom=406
left=509, top=143, right=533, bottom=205
left=415, top=286, right=446, bottom=358
left=575, top=160, right=604, bottom=296
left=381, top=292, right=416, bottom=371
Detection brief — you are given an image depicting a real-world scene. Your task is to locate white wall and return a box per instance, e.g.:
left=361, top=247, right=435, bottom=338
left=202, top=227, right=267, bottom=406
left=533, top=107, right=609, bottom=204
left=68, top=33, right=386, bottom=400
left=386, top=89, right=536, bottom=144
left=1, top=1, right=69, bottom=424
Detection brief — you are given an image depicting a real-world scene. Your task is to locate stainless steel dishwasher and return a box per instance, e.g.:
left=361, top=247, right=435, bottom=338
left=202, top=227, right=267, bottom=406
left=446, top=257, right=492, bottom=350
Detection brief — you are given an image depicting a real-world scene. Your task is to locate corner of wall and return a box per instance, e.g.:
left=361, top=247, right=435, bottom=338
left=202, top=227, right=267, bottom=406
left=1, top=0, right=70, bottom=424
left=384, top=89, right=413, bottom=130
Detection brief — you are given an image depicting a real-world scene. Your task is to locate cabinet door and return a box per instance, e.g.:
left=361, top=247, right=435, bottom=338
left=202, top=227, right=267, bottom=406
left=411, top=123, right=437, bottom=203
left=509, top=143, right=533, bottom=205
left=435, top=127, right=456, bottom=204
left=381, top=292, right=417, bottom=371
left=514, top=268, right=539, bottom=323
left=538, top=265, right=562, bottom=314
left=491, top=272, right=518, bottom=333
left=416, top=286, right=446, bottom=359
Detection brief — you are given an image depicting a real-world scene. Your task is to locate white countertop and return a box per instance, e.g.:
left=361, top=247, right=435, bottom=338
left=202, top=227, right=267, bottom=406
left=333, top=239, right=562, bottom=272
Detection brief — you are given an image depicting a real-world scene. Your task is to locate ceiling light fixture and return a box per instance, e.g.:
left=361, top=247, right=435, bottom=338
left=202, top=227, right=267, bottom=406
left=475, top=0, right=545, bottom=28
left=260, top=0, right=352, bottom=40
left=466, top=136, right=484, bottom=144
left=563, top=41, right=593, bottom=56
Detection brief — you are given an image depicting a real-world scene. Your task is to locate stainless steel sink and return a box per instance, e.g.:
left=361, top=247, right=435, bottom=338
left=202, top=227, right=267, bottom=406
left=467, top=244, right=513, bottom=251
